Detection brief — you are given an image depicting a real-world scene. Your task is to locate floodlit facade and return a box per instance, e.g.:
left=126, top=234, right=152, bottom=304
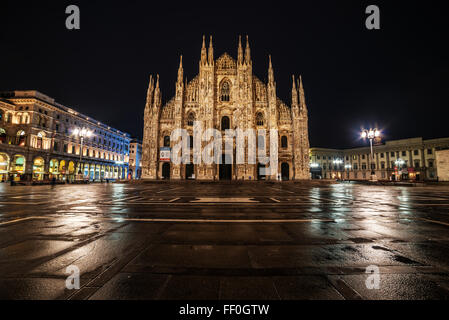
left=310, top=137, right=449, bottom=181
left=129, top=139, right=142, bottom=179
left=141, top=36, right=310, bottom=181
left=0, top=91, right=131, bottom=182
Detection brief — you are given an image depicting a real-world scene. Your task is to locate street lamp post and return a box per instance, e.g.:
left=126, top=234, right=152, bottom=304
left=361, top=128, right=380, bottom=181
left=73, top=127, right=92, bottom=177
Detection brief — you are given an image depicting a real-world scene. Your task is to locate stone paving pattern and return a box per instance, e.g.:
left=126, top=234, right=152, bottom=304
left=0, top=181, right=449, bottom=300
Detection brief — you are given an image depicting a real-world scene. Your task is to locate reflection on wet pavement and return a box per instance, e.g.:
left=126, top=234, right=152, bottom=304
left=0, top=181, right=448, bottom=300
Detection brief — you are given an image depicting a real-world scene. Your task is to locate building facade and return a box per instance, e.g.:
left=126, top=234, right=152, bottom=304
left=435, top=149, right=449, bottom=182
left=0, top=91, right=131, bottom=182
left=141, top=36, right=310, bottom=181
left=129, top=139, right=142, bottom=179
left=310, top=137, right=449, bottom=181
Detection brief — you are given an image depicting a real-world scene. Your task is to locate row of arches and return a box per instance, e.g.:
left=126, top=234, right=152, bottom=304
left=159, top=161, right=291, bottom=181
left=0, top=152, right=128, bottom=182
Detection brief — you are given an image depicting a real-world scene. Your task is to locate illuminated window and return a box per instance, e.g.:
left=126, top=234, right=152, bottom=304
left=16, top=130, right=26, bottom=146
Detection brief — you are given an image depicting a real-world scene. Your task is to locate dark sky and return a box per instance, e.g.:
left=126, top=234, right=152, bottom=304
left=1, top=0, right=448, bottom=148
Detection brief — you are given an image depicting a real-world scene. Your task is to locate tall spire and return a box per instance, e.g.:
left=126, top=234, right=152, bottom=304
left=244, top=35, right=251, bottom=64
left=153, top=74, right=161, bottom=108
left=201, top=35, right=207, bottom=65
left=177, top=55, right=183, bottom=84
left=208, top=35, right=214, bottom=65
left=237, top=35, right=243, bottom=65
left=268, top=55, right=274, bottom=84
left=145, top=75, right=154, bottom=111
left=299, top=75, right=307, bottom=114
left=291, top=75, right=298, bottom=107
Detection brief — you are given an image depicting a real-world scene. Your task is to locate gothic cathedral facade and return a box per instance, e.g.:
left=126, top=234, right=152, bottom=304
left=141, top=36, right=310, bottom=181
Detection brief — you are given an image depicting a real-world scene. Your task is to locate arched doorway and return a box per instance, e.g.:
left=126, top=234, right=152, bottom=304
left=162, top=162, right=170, bottom=179
left=186, top=164, right=194, bottom=180
left=221, top=116, right=230, bottom=130
left=0, top=153, right=10, bottom=182
left=89, top=165, right=95, bottom=180
left=68, top=161, right=75, bottom=182
left=33, top=157, right=45, bottom=181
left=281, top=162, right=290, bottom=181
left=49, top=159, right=59, bottom=179
left=10, top=155, right=25, bottom=181
left=257, top=163, right=266, bottom=180
left=95, top=165, right=100, bottom=180
left=59, top=160, right=67, bottom=180
left=83, top=163, right=89, bottom=177
left=219, top=154, right=232, bottom=180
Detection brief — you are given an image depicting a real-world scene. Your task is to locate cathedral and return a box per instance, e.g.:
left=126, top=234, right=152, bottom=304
left=141, top=36, right=310, bottom=181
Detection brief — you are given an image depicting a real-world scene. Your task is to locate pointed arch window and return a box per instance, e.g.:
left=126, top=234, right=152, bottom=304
left=220, top=81, right=230, bottom=102
left=187, top=112, right=195, bottom=126
left=256, top=112, right=264, bottom=126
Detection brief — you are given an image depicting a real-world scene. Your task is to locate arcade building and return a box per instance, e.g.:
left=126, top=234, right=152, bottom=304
left=0, top=91, right=131, bottom=183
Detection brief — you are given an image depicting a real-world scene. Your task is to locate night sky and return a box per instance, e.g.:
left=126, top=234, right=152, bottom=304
left=1, top=1, right=448, bottom=148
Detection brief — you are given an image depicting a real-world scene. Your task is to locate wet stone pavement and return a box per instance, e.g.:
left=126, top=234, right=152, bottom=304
left=0, top=181, right=449, bottom=300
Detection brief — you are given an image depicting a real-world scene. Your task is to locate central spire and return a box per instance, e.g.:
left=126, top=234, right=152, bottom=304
left=244, top=35, right=251, bottom=64
left=208, top=36, right=214, bottom=65
left=237, top=35, right=243, bottom=65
